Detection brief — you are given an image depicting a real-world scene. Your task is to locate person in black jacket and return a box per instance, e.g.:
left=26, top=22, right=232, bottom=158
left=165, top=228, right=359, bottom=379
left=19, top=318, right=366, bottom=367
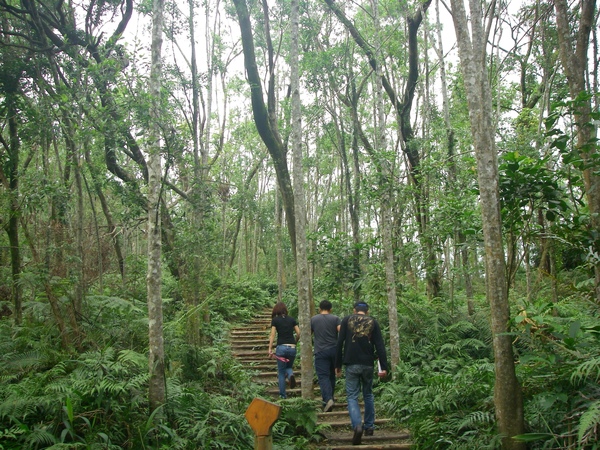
left=335, top=302, right=388, bottom=445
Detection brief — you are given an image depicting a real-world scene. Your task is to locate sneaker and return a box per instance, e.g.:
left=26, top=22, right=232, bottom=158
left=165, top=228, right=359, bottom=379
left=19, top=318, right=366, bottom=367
left=364, top=428, right=374, bottom=436
left=352, top=425, right=363, bottom=445
left=289, top=375, right=296, bottom=389
left=323, top=398, right=335, bottom=412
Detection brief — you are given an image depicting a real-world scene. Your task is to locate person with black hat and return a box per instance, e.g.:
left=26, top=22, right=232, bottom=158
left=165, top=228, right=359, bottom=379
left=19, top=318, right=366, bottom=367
left=335, top=302, right=388, bottom=445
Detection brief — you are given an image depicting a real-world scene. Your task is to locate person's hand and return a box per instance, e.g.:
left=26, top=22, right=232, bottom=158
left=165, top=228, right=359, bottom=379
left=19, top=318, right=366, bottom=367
left=335, top=368, right=342, bottom=378
left=268, top=350, right=273, bottom=358
left=378, top=370, right=387, bottom=379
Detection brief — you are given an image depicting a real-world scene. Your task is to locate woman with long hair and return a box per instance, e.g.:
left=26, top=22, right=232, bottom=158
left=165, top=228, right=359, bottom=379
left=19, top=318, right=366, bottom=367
left=268, top=302, right=300, bottom=399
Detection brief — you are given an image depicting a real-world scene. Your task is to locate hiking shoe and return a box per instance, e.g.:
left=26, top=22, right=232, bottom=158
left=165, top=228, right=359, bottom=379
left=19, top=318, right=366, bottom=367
left=289, top=375, right=296, bottom=389
left=352, top=425, right=363, bottom=445
left=364, top=428, right=374, bottom=436
left=323, top=398, right=335, bottom=412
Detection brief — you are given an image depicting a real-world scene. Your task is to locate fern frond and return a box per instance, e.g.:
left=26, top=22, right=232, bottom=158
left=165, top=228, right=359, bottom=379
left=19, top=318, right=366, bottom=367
left=24, top=426, right=57, bottom=447
left=415, top=417, right=439, bottom=436
left=0, top=396, right=40, bottom=419
left=578, top=400, right=600, bottom=445
left=117, top=349, right=146, bottom=368
left=0, top=350, right=44, bottom=373
left=571, top=356, right=600, bottom=384
left=446, top=320, right=479, bottom=337
left=455, top=410, right=495, bottom=431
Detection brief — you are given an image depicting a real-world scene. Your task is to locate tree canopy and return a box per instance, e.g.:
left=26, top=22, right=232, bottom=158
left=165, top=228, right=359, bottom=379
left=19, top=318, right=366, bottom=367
left=0, top=0, right=599, bottom=448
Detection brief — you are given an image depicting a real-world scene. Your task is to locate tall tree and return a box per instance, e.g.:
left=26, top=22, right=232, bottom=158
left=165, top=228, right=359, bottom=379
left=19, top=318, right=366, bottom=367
left=371, top=0, right=401, bottom=371
left=0, top=41, right=24, bottom=325
left=147, top=0, right=166, bottom=413
left=289, top=0, right=313, bottom=398
left=323, top=0, right=439, bottom=299
left=552, top=0, right=600, bottom=303
left=449, top=1, right=525, bottom=448
left=433, top=0, right=474, bottom=314
left=231, top=0, right=297, bottom=256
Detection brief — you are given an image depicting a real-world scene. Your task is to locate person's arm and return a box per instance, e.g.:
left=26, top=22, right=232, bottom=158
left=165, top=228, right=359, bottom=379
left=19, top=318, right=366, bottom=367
left=372, top=321, right=388, bottom=377
left=268, top=326, right=276, bottom=356
left=294, top=325, right=300, bottom=343
left=335, top=318, right=347, bottom=376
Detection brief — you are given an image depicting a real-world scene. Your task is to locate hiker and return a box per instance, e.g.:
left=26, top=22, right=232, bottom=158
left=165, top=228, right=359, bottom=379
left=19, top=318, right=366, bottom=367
left=311, top=299, right=341, bottom=412
left=335, top=301, right=388, bottom=445
left=268, top=302, right=300, bottom=399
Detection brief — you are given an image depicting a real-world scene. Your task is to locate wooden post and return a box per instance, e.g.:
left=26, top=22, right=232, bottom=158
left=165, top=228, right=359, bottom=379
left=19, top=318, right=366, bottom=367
left=244, top=397, right=281, bottom=450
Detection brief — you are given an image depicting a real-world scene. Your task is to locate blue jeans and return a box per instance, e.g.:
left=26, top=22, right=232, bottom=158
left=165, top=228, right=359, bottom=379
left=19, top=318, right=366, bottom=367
left=314, top=346, right=336, bottom=404
left=276, top=345, right=297, bottom=398
left=345, top=364, right=375, bottom=429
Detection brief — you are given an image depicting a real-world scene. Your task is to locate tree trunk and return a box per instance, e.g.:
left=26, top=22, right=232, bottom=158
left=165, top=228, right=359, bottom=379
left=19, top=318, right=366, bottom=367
left=147, top=0, right=166, bottom=414
left=290, top=0, right=313, bottom=398
left=276, top=192, right=285, bottom=301
left=232, top=0, right=297, bottom=256
left=434, top=0, right=473, bottom=312
left=323, top=0, right=438, bottom=298
left=4, top=82, right=23, bottom=325
left=552, top=0, right=600, bottom=304
left=83, top=143, right=125, bottom=278
left=449, top=1, right=525, bottom=448
left=371, top=0, right=400, bottom=371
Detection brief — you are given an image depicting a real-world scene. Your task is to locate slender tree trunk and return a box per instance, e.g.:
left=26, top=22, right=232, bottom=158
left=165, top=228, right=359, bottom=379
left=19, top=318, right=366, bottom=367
left=371, top=0, right=400, bottom=371
left=290, top=0, right=313, bottom=398
left=276, top=192, right=285, bottom=301
left=73, top=129, right=85, bottom=319
left=147, top=0, right=166, bottom=413
left=185, top=0, right=204, bottom=343
left=449, top=1, right=525, bottom=448
left=6, top=94, right=22, bottom=325
left=434, top=0, right=473, bottom=312
left=232, top=0, right=297, bottom=255
left=84, top=143, right=125, bottom=278
left=552, top=0, right=600, bottom=303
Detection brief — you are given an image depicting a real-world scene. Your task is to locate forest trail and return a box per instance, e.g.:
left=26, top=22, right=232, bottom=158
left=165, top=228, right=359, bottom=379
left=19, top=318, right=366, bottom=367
left=231, top=310, right=412, bottom=449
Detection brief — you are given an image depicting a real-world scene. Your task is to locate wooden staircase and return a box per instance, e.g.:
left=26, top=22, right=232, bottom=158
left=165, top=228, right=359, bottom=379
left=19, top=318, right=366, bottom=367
left=230, top=310, right=412, bottom=449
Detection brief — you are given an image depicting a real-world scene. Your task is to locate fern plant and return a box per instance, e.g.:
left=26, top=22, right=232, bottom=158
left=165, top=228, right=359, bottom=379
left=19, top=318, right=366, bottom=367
left=513, top=296, right=600, bottom=449
left=380, top=300, right=498, bottom=449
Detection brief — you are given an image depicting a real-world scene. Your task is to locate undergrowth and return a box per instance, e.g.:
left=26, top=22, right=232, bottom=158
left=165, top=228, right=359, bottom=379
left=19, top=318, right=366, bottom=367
left=0, top=280, right=280, bottom=449
left=380, top=294, right=600, bottom=449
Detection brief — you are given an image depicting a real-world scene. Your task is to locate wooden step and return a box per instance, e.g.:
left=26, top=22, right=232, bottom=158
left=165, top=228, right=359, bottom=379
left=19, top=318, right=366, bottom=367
left=319, top=418, right=392, bottom=429
left=230, top=310, right=412, bottom=449
left=318, top=429, right=411, bottom=449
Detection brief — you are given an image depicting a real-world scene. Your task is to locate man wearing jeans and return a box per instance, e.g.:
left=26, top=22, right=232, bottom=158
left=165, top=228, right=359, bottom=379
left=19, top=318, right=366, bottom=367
left=335, top=302, right=388, bottom=445
left=311, top=300, right=341, bottom=412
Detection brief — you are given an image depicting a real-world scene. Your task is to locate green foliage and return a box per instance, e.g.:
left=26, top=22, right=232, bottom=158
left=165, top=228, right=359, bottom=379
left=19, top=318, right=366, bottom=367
left=310, top=233, right=366, bottom=302
left=380, top=300, right=497, bottom=449
left=0, top=283, right=279, bottom=449
left=578, top=400, right=600, bottom=447
left=514, top=297, right=600, bottom=449
left=272, top=398, right=326, bottom=448
left=499, top=151, right=569, bottom=227
left=209, top=279, right=275, bottom=323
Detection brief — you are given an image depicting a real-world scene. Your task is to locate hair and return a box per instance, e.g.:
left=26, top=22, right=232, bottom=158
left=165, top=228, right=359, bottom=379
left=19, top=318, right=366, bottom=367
left=272, top=302, right=288, bottom=318
left=319, top=300, right=333, bottom=311
left=354, top=302, right=369, bottom=312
